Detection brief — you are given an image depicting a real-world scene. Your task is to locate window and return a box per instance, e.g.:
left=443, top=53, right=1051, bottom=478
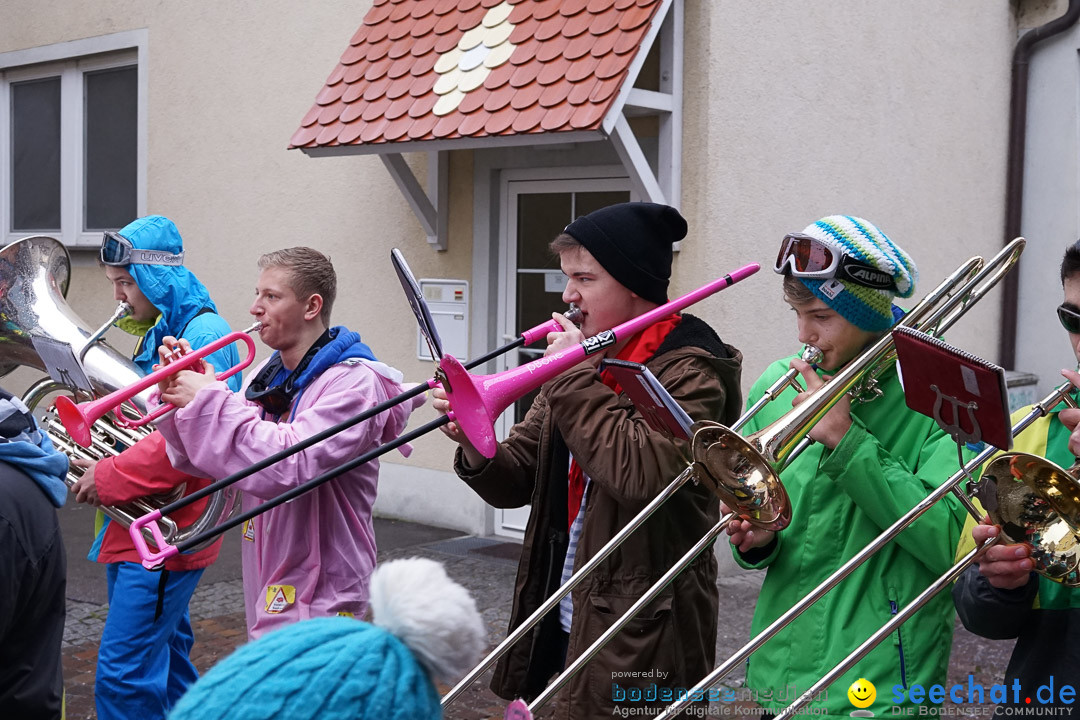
left=1, top=32, right=145, bottom=247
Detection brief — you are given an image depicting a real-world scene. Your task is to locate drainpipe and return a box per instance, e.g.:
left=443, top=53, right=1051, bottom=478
left=1000, top=0, right=1080, bottom=369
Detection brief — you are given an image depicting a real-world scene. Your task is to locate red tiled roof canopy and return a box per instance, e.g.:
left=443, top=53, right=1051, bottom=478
left=291, top=0, right=664, bottom=151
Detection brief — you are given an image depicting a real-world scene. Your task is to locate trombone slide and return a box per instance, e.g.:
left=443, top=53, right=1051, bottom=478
left=129, top=267, right=760, bottom=568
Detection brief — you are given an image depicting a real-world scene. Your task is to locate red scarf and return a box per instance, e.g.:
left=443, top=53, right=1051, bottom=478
left=566, top=313, right=682, bottom=530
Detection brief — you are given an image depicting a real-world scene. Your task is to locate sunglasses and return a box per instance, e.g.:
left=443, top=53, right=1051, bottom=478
left=100, top=231, right=185, bottom=267
left=774, top=233, right=899, bottom=292
left=1057, top=303, right=1080, bottom=334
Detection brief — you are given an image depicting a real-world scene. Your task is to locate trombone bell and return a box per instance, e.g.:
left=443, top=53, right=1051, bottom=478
left=978, top=452, right=1080, bottom=585
left=690, top=422, right=791, bottom=531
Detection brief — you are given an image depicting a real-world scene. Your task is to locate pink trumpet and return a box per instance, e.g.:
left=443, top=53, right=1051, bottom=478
left=441, top=263, right=760, bottom=458
left=55, top=324, right=261, bottom=448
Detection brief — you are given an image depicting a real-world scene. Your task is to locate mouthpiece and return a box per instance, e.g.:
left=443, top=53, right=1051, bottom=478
left=801, top=345, right=823, bottom=366
left=564, top=304, right=583, bottom=326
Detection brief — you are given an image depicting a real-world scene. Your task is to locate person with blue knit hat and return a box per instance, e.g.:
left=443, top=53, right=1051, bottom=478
left=153, top=247, right=425, bottom=641
left=723, top=215, right=969, bottom=717
left=168, top=557, right=485, bottom=720
left=68, top=214, right=244, bottom=720
left=0, top=389, right=69, bottom=719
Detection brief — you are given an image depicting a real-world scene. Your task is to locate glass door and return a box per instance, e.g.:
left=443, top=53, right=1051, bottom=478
left=495, top=177, right=631, bottom=538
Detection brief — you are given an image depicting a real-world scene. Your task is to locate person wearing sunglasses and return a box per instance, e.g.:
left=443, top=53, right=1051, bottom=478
left=67, top=214, right=243, bottom=720
left=723, top=216, right=970, bottom=717
left=150, top=247, right=424, bottom=641
left=952, top=240, right=1080, bottom=714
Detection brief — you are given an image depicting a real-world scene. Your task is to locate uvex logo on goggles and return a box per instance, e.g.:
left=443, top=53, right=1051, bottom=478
left=100, top=231, right=185, bottom=267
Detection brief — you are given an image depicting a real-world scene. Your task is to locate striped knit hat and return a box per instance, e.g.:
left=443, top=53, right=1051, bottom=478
left=791, top=216, right=917, bottom=331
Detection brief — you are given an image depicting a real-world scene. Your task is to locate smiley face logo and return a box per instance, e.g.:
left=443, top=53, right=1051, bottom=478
left=847, top=678, right=876, bottom=709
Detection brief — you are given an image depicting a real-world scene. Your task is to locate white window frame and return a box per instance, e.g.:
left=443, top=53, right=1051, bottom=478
left=0, top=30, right=148, bottom=248
left=494, top=167, right=635, bottom=538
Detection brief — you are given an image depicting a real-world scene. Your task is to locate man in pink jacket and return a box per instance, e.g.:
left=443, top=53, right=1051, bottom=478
left=154, top=247, right=422, bottom=638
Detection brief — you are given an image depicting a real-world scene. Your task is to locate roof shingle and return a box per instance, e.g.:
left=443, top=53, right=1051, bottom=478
left=291, top=0, right=664, bottom=150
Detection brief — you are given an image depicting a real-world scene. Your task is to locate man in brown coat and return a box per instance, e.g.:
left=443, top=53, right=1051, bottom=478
left=433, top=202, right=744, bottom=719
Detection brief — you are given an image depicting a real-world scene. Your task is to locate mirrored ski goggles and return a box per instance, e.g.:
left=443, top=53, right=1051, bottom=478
left=1057, top=303, right=1080, bottom=334
left=774, top=233, right=898, bottom=292
left=100, top=231, right=185, bottom=267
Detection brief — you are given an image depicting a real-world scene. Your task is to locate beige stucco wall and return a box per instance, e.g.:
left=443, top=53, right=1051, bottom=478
left=2, top=1, right=1027, bottom=534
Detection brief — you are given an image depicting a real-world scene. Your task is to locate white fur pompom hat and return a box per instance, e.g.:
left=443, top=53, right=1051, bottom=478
left=168, top=558, right=486, bottom=720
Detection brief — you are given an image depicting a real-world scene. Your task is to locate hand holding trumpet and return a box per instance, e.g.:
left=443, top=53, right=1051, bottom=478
left=155, top=335, right=217, bottom=409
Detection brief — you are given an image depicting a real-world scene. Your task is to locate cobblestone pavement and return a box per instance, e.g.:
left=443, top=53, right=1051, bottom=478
left=61, top=519, right=1016, bottom=720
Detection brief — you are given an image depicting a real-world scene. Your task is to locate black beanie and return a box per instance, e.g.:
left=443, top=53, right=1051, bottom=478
left=563, top=202, right=686, bottom=305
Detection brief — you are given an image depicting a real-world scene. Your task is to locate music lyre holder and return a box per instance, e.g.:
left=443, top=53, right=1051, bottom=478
left=391, top=248, right=443, bottom=362
left=31, top=334, right=93, bottom=394
left=893, top=326, right=1012, bottom=512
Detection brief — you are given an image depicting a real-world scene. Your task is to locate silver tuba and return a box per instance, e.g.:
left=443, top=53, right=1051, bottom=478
left=0, top=235, right=239, bottom=549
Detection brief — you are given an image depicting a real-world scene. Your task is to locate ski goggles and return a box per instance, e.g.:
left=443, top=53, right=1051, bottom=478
left=100, top=231, right=185, bottom=267
left=1057, top=303, right=1080, bottom=334
left=774, top=233, right=899, bottom=292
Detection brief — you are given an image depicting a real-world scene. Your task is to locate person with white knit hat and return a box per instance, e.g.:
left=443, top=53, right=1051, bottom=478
left=167, top=557, right=486, bottom=720
left=723, top=216, right=969, bottom=718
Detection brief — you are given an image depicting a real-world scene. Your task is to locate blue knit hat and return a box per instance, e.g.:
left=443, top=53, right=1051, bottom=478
left=790, top=216, right=917, bottom=331
left=167, top=559, right=485, bottom=720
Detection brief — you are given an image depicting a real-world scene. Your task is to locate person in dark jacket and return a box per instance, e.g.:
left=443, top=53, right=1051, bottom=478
left=433, top=202, right=744, bottom=719
left=952, top=239, right=1080, bottom=715
left=0, top=388, right=70, bottom=720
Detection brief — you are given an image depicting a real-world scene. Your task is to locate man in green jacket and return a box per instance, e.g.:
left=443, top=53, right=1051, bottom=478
left=952, top=239, right=1080, bottom=714
left=725, top=216, right=968, bottom=718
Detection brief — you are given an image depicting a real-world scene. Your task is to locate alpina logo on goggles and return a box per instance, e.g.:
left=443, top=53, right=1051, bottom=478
left=1057, top=303, right=1080, bottom=334
left=774, top=233, right=898, bottom=292
left=100, top=231, right=185, bottom=267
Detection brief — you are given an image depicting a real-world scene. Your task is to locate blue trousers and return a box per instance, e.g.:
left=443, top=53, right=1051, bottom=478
left=95, top=562, right=204, bottom=720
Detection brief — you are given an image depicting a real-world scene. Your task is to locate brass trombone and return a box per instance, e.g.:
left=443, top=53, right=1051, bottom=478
left=656, top=378, right=1077, bottom=719
left=764, top=389, right=1080, bottom=720
left=656, top=240, right=1043, bottom=719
